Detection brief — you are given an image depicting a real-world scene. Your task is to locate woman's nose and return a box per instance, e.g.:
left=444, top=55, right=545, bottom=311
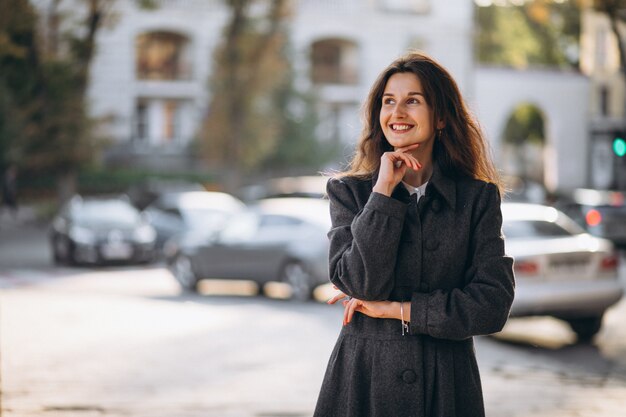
left=392, top=103, right=407, bottom=117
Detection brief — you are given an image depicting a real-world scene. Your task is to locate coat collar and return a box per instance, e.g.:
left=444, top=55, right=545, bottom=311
left=370, top=161, right=456, bottom=208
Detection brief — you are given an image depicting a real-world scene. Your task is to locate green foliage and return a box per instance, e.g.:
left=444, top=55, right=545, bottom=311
left=17, top=167, right=216, bottom=198
left=0, top=0, right=111, bottom=202
left=200, top=0, right=322, bottom=189
left=258, top=86, right=339, bottom=175
left=136, top=0, right=160, bottom=10
left=475, top=0, right=581, bottom=68
left=503, top=103, right=546, bottom=145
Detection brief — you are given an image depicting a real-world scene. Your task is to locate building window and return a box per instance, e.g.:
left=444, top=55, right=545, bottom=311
left=135, top=100, right=148, bottom=141
left=595, top=27, right=609, bottom=71
left=163, top=100, right=181, bottom=142
left=599, top=85, right=610, bottom=117
left=134, top=98, right=190, bottom=146
left=135, top=31, right=191, bottom=80
left=311, top=39, right=359, bottom=85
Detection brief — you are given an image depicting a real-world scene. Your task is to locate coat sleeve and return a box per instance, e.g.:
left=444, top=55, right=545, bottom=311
left=327, top=177, right=408, bottom=300
left=409, top=182, right=515, bottom=340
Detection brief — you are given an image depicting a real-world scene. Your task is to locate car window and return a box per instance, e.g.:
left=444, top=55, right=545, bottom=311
left=73, top=201, right=140, bottom=226
left=184, top=208, right=231, bottom=229
left=219, top=212, right=259, bottom=243
left=259, top=214, right=303, bottom=227
left=161, top=207, right=182, bottom=218
left=503, top=220, right=573, bottom=239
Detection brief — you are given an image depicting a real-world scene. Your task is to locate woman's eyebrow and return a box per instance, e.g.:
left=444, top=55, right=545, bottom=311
left=382, top=92, right=424, bottom=97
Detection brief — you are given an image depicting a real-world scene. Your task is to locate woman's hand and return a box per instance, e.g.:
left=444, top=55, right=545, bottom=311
left=326, top=286, right=402, bottom=326
left=373, top=143, right=421, bottom=196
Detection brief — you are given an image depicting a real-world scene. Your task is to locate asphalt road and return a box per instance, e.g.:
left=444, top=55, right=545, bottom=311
left=2, top=219, right=626, bottom=416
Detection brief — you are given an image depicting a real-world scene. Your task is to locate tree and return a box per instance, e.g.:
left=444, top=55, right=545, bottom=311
left=592, top=1, right=626, bottom=80
left=475, top=0, right=582, bottom=68
left=0, top=0, right=118, bottom=204
left=200, top=0, right=295, bottom=192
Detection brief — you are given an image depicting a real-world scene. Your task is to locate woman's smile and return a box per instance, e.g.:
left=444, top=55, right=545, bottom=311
left=389, top=123, right=414, bottom=132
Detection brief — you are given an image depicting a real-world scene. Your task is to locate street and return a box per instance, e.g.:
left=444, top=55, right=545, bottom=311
left=2, top=221, right=626, bottom=416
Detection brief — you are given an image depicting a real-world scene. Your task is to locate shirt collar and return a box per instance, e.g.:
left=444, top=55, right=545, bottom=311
left=371, top=160, right=456, bottom=208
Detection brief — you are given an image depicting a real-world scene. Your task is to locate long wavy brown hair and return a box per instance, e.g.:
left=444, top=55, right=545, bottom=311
left=340, top=51, right=503, bottom=194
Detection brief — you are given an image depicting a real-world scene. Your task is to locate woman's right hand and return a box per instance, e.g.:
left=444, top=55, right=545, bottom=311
left=373, top=143, right=421, bottom=196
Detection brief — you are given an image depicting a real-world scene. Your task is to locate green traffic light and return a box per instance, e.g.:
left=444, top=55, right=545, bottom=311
left=614, top=137, right=626, bottom=157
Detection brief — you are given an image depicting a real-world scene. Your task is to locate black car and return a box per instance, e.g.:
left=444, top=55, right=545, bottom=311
left=50, top=195, right=157, bottom=265
left=555, top=188, right=626, bottom=248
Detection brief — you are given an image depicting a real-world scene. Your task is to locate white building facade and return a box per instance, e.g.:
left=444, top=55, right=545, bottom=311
left=86, top=0, right=591, bottom=192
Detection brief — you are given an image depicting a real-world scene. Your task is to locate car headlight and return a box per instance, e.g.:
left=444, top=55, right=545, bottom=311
left=134, top=224, right=156, bottom=244
left=69, top=225, right=96, bottom=245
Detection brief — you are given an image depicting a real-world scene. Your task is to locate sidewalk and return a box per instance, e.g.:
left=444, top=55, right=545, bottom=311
left=0, top=206, right=50, bottom=270
left=0, top=205, right=39, bottom=232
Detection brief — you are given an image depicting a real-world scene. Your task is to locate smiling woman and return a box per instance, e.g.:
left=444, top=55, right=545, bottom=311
left=313, top=52, right=515, bottom=417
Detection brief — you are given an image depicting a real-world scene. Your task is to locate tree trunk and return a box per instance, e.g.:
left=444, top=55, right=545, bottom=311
left=57, top=171, right=77, bottom=206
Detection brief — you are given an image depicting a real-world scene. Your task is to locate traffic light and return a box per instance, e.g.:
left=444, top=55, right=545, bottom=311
left=614, top=134, right=626, bottom=157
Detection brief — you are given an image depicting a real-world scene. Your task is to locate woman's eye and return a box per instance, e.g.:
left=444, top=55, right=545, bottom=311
left=407, top=98, right=419, bottom=104
left=383, top=98, right=395, bottom=105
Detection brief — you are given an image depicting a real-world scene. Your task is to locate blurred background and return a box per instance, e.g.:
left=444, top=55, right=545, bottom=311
left=2, top=1, right=626, bottom=416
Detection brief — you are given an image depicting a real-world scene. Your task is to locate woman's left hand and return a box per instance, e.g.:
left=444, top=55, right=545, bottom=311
left=341, top=298, right=394, bottom=326
left=326, top=286, right=395, bottom=325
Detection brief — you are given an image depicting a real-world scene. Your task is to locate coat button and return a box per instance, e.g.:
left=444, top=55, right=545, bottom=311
left=402, top=369, right=417, bottom=384
left=431, top=199, right=442, bottom=212
left=425, top=239, right=440, bottom=251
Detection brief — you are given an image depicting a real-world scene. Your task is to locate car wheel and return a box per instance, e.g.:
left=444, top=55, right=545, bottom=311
left=172, top=254, right=198, bottom=292
left=566, top=316, right=604, bottom=342
left=281, top=261, right=313, bottom=302
left=52, top=236, right=72, bottom=265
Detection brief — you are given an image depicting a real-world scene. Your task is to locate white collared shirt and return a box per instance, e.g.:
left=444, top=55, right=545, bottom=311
left=403, top=181, right=428, bottom=202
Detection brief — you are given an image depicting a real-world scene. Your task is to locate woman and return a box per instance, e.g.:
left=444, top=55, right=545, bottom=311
left=314, top=52, right=515, bottom=417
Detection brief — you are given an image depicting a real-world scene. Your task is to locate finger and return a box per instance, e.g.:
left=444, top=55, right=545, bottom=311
left=391, top=153, right=420, bottom=171
left=343, top=298, right=357, bottom=325
left=327, top=292, right=347, bottom=304
left=343, top=300, right=351, bottom=325
left=405, top=154, right=422, bottom=170
left=346, top=299, right=361, bottom=324
left=396, top=152, right=421, bottom=170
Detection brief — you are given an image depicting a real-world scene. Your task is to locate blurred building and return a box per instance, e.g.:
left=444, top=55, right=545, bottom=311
left=80, top=0, right=592, bottom=192
left=88, top=0, right=474, bottom=172
left=580, top=3, right=626, bottom=190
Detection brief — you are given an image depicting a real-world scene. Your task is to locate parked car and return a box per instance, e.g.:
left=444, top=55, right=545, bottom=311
left=502, top=175, right=548, bottom=204
left=555, top=188, right=626, bottom=248
left=239, top=175, right=329, bottom=202
left=164, top=197, right=331, bottom=301
left=143, top=191, right=246, bottom=253
left=503, top=202, right=623, bottom=341
left=50, top=195, right=157, bottom=265
left=127, top=179, right=206, bottom=211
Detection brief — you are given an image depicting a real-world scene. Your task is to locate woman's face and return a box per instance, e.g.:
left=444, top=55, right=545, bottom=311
left=379, top=72, right=437, bottom=151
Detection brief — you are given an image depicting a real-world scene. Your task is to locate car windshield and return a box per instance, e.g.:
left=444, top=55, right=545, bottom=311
left=73, top=201, right=140, bottom=226
left=503, top=220, right=575, bottom=239
left=183, top=208, right=232, bottom=230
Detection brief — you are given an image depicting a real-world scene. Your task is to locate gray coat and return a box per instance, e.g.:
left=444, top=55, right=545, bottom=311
left=314, top=164, right=515, bottom=417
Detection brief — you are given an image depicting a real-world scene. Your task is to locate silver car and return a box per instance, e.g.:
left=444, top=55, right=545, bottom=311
left=503, top=202, right=623, bottom=341
left=143, top=191, right=246, bottom=253
left=165, top=198, right=331, bottom=301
